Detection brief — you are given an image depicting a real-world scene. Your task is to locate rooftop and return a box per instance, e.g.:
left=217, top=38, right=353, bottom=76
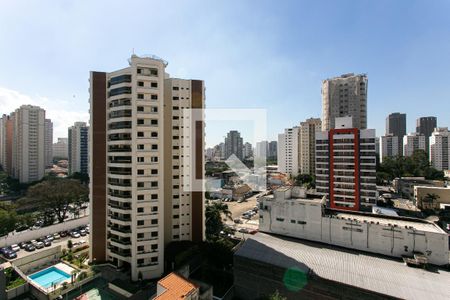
left=155, top=272, right=197, bottom=300
left=236, top=233, right=450, bottom=300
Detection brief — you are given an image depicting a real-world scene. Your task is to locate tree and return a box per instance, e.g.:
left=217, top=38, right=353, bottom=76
left=421, top=193, right=440, bottom=209
left=24, top=178, right=88, bottom=223
left=294, top=174, right=315, bottom=188
left=0, top=206, right=17, bottom=236
left=67, top=239, right=73, bottom=251
left=267, top=290, right=287, bottom=300
left=205, top=202, right=232, bottom=239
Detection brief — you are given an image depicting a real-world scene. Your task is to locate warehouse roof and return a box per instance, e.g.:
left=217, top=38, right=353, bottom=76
left=236, top=233, right=450, bottom=300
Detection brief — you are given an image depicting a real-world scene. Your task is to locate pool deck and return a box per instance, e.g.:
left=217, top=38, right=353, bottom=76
left=28, top=262, right=76, bottom=293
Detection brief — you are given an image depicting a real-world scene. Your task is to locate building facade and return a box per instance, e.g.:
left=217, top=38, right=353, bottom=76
left=315, top=117, right=377, bottom=211
left=224, top=130, right=243, bottom=160
left=53, top=137, right=68, bottom=159
left=379, top=135, right=399, bottom=162
left=89, top=55, right=205, bottom=281
left=0, top=114, right=14, bottom=174
left=44, top=119, right=53, bottom=167
left=386, top=112, right=406, bottom=156
left=416, top=116, right=437, bottom=153
left=403, top=132, right=426, bottom=157
left=321, top=73, right=368, bottom=131
left=255, top=141, right=267, bottom=160
left=12, top=105, right=46, bottom=183
left=277, top=126, right=300, bottom=177
left=299, top=118, right=321, bottom=175
left=268, top=141, right=277, bottom=161
left=68, top=122, right=89, bottom=175
left=243, top=142, right=253, bottom=159
left=429, top=127, right=450, bottom=171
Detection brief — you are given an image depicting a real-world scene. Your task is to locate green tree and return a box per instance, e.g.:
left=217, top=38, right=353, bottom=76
left=23, top=178, right=88, bottom=223
left=0, top=204, right=17, bottom=236
left=267, top=290, right=287, bottom=300
left=67, top=239, right=73, bottom=250
left=205, top=201, right=232, bottom=239
left=294, top=174, right=315, bottom=188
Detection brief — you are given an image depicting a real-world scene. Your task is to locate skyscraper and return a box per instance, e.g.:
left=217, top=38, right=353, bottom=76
left=299, top=118, right=321, bottom=175
left=68, top=122, right=89, bottom=175
left=53, top=138, right=68, bottom=159
left=386, top=112, right=406, bottom=156
left=0, top=114, right=14, bottom=174
left=224, top=130, right=243, bottom=160
left=416, top=116, right=437, bottom=153
left=430, top=127, right=450, bottom=171
left=268, top=141, right=277, bottom=161
left=44, top=119, right=53, bottom=167
left=403, top=132, right=426, bottom=157
left=255, top=141, right=268, bottom=160
left=12, top=105, right=46, bottom=183
left=379, top=135, right=399, bottom=162
left=278, top=126, right=300, bottom=177
left=321, top=73, right=368, bottom=131
left=316, top=117, right=377, bottom=211
left=243, top=142, right=253, bottom=159
left=89, top=55, right=205, bottom=281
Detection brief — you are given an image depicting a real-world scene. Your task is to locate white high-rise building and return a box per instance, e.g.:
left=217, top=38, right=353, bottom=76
left=322, top=73, right=368, bottom=131
left=89, top=55, right=205, bottom=281
left=430, top=127, right=450, bottom=171
left=68, top=122, right=89, bottom=175
left=278, top=126, right=300, bottom=177
left=53, top=138, right=68, bottom=159
left=243, top=142, right=253, bottom=159
left=299, top=118, right=321, bottom=175
left=403, top=132, right=426, bottom=157
left=255, top=141, right=268, bottom=160
left=379, top=135, right=399, bottom=163
left=44, top=119, right=53, bottom=167
left=12, top=105, right=46, bottom=183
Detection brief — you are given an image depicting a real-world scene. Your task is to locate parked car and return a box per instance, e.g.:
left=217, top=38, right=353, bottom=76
left=19, top=242, right=27, bottom=249
left=25, top=244, right=36, bottom=252
left=59, top=231, right=68, bottom=237
left=79, top=230, right=87, bottom=236
left=85, top=226, right=90, bottom=234
left=53, top=233, right=61, bottom=240
left=43, top=240, right=51, bottom=247
left=70, top=231, right=80, bottom=238
left=35, top=242, right=44, bottom=249
left=10, top=244, right=20, bottom=252
left=0, top=247, right=11, bottom=255
left=46, top=235, right=54, bottom=242
left=4, top=250, right=17, bottom=259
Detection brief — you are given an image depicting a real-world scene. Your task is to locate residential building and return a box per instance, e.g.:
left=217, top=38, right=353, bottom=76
left=277, top=126, right=300, bottom=177
left=243, top=142, right=253, bottom=159
left=155, top=273, right=200, bottom=300
left=403, top=132, right=426, bottom=157
left=268, top=140, right=277, bottom=160
left=68, top=122, right=89, bottom=175
left=393, top=177, right=445, bottom=200
left=224, top=130, right=243, bottom=160
left=315, top=116, right=377, bottom=211
left=255, top=141, right=268, bottom=160
left=44, top=119, right=53, bottom=167
left=12, top=105, right=46, bottom=183
left=430, top=127, right=450, bottom=171
left=0, top=114, right=14, bottom=174
left=52, top=137, right=68, bottom=159
left=89, top=55, right=205, bottom=281
left=299, top=117, right=321, bottom=175
left=386, top=112, right=406, bottom=156
left=321, top=73, right=368, bottom=131
left=416, top=116, right=437, bottom=153
left=414, top=186, right=450, bottom=209
left=379, top=135, right=399, bottom=162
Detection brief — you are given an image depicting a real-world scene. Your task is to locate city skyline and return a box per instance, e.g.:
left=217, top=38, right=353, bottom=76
left=1, top=1, right=450, bottom=144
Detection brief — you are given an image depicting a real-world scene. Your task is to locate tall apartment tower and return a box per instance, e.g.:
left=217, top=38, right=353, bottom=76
left=278, top=126, right=300, bottom=177
left=379, top=135, right=399, bottom=163
left=429, top=127, right=450, bottom=171
left=386, top=112, right=406, bottom=156
left=299, top=118, right=321, bottom=175
left=416, top=116, right=437, bottom=153
left=255, top=141, right=268, bottom=160
left=316, top=117, right=377, bottom=211
left=68, top=122, right=89, bottom=175
left=44, top=119, right=53, bottom=167
left=0, top=114, right=14, bottom=174
left=403, top=132, right=426, bottom=157
left=89, top=55, right=205, bottom=281
left=12, top=105, right=46, bottom=183
left=321, top=73, right=368, bottom=131
left=268, top=141, right=277, bottom=160
left=243, top=142, right=253, bottom=159
left=53, top=137, right=68, bottom=159
left=224, top=130, right=243, bottom=160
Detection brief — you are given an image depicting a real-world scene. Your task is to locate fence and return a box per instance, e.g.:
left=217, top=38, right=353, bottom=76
left=0, top=216, right=89, bottom=248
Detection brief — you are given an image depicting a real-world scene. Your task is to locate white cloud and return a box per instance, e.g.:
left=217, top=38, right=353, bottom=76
left=0, top=87, right=89, bottom=142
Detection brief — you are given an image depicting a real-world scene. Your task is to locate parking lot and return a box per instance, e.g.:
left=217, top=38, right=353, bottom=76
left=224, top=191, right=265, bottom=233
left=1, top=226, right=90, bottom=261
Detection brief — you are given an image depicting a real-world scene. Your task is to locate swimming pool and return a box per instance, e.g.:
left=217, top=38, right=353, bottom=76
left=29, top=266, right=71, bottom=289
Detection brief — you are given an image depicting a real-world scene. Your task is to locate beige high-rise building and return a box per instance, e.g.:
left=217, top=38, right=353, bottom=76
left=68, top=122, right=89, bottom=175
left=44, top=119, right=53, bottom=167
left=403, top=132, right=426, bottom=157
left=430, top=127, right=450, bottom=171
left=322, top=73, right=368, bottom=131
left=379, top=134, right=399, bottom=163
left=89, top=55, right=205, bottom=281
left=12, top=105, right=46, bottom=183
left=299, top=118, right=321, bottom=175
left=0, top=114, right=14, bottom=174
left=278, top=126, right=300, bottom=177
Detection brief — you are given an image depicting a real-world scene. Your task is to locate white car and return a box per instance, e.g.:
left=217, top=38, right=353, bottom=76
left=10, top=244, right=20, bottom=252
left=35, top=242, right=44, bottom=249
left=70, top=231, right=81, bottom=238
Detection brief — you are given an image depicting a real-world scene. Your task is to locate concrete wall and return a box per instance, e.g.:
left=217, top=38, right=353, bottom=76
left=13, top=246, right=61, bottom=275
left=414, top=186, right=450, bottom=209
left=6, top=282, right=29, bottom=300
left=0, top=216, right=88, bottom=248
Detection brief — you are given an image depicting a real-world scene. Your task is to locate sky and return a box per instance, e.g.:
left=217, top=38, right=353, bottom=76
left=0, top=0, right=449, bottom=145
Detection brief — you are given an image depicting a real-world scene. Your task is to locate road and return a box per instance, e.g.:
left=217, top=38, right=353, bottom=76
left=223, top=191, right=266, bottom=232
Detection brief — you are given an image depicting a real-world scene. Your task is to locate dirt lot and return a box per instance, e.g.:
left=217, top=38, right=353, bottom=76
left=223, top=191, right=266, bottom=232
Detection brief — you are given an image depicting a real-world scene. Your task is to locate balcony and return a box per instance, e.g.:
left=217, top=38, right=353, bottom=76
left=108, top=224, right=131, bottom=234
left=109, top=214, right=131, bottom=222
left=109, top=248, right=131, bottom=257
left=110, top=237, right=132, bottom=246
left=108, top=201, right=131, bottom=210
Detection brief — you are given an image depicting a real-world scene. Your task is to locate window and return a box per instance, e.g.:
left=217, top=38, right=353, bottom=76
left=150, top=157, right=158, bottom=163
left=290, top=220, right=296, bottom=224
left=173, top=96, right=179, bottom=100
left=151, top=94, right=158, bottom=100
left=138, top=81, right=144, bottom=87
left=151, top=119, right=158, bottom=125
left=173, top=204, right=180, bottom=209
left=138, top=94, right=144, bottom=99
left=138, top=259, right=144, bottom=264
left=137, top=233, right=144, bottom=238
left=137, top=131, right=144, bottom=137
left=173, top=235, right=179, bottom=239
left=137, top=220, right=144, bottom=226
left=173, top=86, right=179, bottom=90
left=173, top=215, right=179, bottom=219
left=151, top=181, right=158, bottom=188
left=297, top=221, right=307, bottom=225
left=151, top=244, right=158, bottom=250
left=137, top=106, right=144, bottom=112
left=151, top=144, right=158, bottom=150
left=137, top=169, right=144, bottom=175
left=137, top=119, right=144, bottom=125
left=137, top=207, right=144, bottom=213
left=276, top=217, right=285, bottom=222
left=137, top=69, right=142, bottom=74
left=151, top=231, right=158, bottom=237
left=151, top=219, right=158, bottom=225
left=173, top=224, right=180, bottom=229
left=151, top=132, right=158, bottom=138
left=151, top=257, right=158, bottom=263
left=151, top=194, right=158, bottom=200
left=151, top=169, right=158, bottom=175
left=151, top=82, right=158, bottom=88
left=173, top=106, right=179, bottom=110
left=137, top=157, right=144, bottom=162
left=137, top=144, right=144, bottom=150
left=173, top=116, right=179, bottom=120
left=137, top=246, right=144, bottom=251
left=151, top=106, right=158, bottom=113
left=138, top=195, right=144, bottom=200
left=152, top=206, right=158, bottom=212
left=137, top=182, right=144, bottom=188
